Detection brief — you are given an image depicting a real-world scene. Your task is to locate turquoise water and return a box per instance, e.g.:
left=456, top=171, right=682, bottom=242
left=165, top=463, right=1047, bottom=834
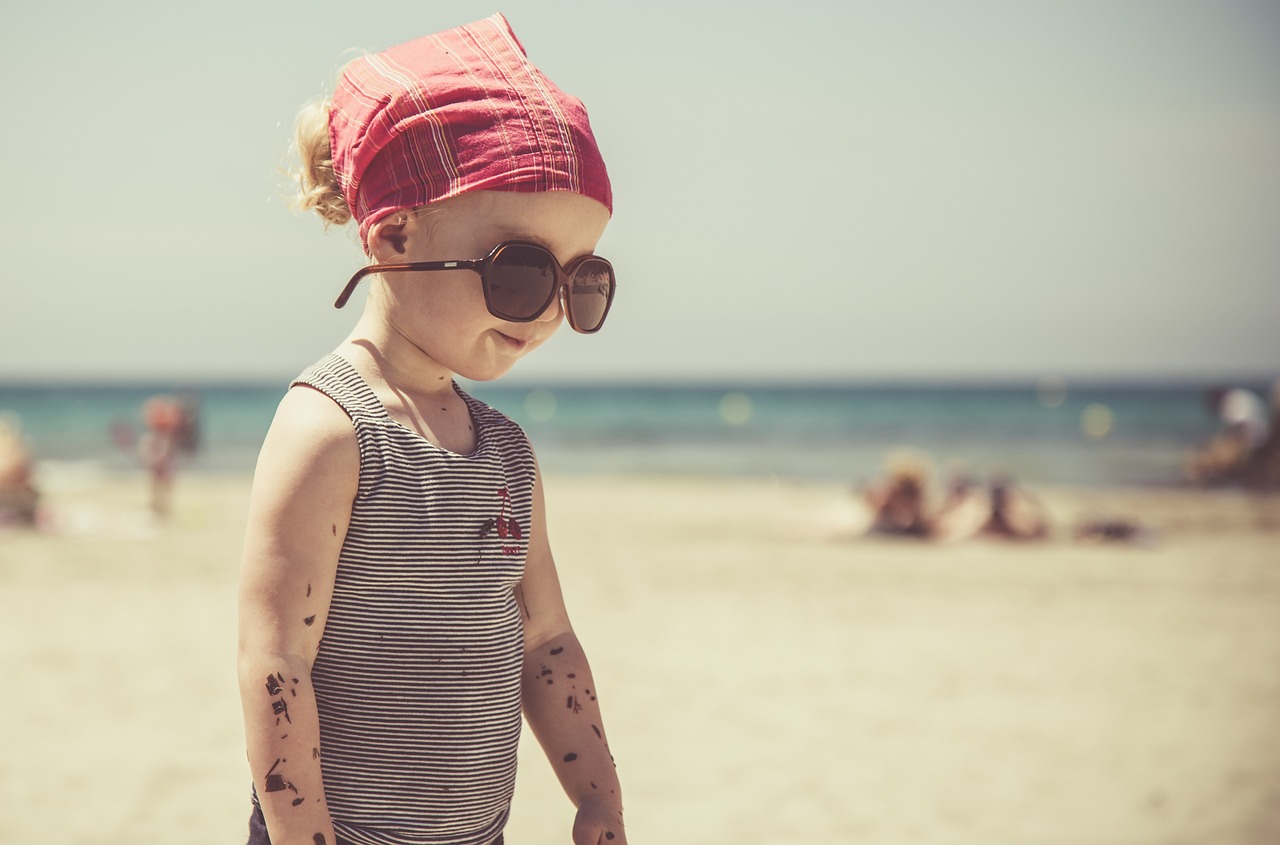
left=0, top=378, right=1262, bottom=487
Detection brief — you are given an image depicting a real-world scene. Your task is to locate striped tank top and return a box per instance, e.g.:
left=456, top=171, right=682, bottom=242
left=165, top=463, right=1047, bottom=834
left=295, top=354, right=533, bottom=845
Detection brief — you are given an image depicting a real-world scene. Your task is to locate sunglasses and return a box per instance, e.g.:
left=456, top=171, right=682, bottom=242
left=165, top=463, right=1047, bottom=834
left=333, top=240, right=617, bottom=334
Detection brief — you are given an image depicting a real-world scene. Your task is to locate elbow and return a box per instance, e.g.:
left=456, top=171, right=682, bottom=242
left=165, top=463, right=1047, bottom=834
left=237, top=598, right=318, bottom=688
left=237, top=641, right=313, bottom=698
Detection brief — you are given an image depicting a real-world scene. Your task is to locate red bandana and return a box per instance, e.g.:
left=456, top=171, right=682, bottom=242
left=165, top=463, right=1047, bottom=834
left=329, top=13, right=612, bottom=250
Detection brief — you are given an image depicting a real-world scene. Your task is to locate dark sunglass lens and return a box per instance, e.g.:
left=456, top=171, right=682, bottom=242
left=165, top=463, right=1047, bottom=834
left=568, top=260, right=614, bottom=332
left=488, top=245, right=558, bottom=320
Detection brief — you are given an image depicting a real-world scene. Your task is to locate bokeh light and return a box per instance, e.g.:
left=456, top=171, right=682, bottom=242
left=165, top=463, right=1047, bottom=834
left=718, top=392, right=753, bottom=427
left=524, top=388, right=557, bottom=422
left=1080, top=402, right=1115, bottom=439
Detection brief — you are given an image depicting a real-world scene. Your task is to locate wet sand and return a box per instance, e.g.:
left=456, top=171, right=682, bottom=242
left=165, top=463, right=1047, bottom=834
left=1, top=471, right=1278, bottom=844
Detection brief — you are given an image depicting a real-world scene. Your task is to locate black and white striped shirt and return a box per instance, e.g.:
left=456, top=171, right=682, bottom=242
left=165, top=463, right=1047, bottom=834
left=295, top=354, right=534, bottom=845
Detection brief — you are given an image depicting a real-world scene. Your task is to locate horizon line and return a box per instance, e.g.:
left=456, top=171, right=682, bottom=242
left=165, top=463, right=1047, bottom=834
left=0, top=370, right=1275, bottom=391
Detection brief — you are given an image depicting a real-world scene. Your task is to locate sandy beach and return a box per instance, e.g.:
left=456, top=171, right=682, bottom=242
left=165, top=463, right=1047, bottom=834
left=1, top=469, right=1278, bottom=844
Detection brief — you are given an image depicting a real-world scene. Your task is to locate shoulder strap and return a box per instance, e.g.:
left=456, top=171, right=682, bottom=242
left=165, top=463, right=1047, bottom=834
left=290, top=354, right=384, bottom=421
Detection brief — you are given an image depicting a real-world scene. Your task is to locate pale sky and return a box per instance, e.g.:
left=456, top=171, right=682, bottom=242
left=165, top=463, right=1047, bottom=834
left=1, top=0, right=1277, bottom=383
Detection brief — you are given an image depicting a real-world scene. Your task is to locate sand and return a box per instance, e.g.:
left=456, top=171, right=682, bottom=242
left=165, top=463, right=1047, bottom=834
left=1, top=469, right=1278, bottom=844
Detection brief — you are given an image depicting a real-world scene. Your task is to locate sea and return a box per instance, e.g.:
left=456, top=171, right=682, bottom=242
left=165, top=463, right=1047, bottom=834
left=2, top=375, right=1270, bottom=489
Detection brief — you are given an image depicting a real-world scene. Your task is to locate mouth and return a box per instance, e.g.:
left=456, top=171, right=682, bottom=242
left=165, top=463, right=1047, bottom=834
left=494, top=330, right=534, bottom=352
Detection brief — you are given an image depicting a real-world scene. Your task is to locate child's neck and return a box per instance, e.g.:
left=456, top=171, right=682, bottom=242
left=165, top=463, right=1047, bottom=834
left=345, top=314, right=456, bottom=398
left=340, top=329, right=478, bottom=455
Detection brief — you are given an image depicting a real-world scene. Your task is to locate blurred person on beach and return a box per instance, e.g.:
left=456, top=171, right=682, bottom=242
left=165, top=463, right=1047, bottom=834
left=1185, top=385, right=1270, bottom=485
left=1242, top=377, right=1280, bottom=489
left=110, top=392, right=200, bottom=518
left=981, top=474, right=1050, bottom=541
left=929, top=471, right=990, bottom=542
left=858, top=456, right=1051, bottom=543
left=1073, top=513, right=1156, bottom=545
left=860, top=450, right=935, bottom=537
left=237, top=15, right=626, bottom=845
left=174, top=390, right=202, bottom=455
left=139, top=394, right=193, bottom=519
left=0, top=413, right=39, bottom=528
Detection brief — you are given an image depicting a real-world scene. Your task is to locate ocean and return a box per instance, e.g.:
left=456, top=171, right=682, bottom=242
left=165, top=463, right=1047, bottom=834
left=1, top=376, right=1265, bottom=489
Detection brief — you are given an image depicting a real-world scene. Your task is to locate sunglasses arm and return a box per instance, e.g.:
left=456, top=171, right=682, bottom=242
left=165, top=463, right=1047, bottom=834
left=332, top=260, right=479, bottom=309
left=333, top=265, right=380, bottom=309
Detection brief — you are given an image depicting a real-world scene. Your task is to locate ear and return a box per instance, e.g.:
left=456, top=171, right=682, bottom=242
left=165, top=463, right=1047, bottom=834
left=368, top=213, right=409, bottom=261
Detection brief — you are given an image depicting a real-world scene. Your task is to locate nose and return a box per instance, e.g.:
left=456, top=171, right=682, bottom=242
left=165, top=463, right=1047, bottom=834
left=534, top=284, right=566, bottom=324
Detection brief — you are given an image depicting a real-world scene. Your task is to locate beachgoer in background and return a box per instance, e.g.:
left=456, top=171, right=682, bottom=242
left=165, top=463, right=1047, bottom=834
left=930, top=471, right=990, bottom=542
left=859, top=454, right=1054, bottom=542
left=1185, top=385, right=1270, bottom=485
left=1217, top=386, right=1270, bottom=451
left=861, top=450, right=934, bottom=537
left=1073, top=514, right=1157, bottom=546
left=237, top=16, right=625, bottom=845
left=140, top=394, right=186, bottom=518
left=174, top=391, right=202, bottom=455
left=0, top=414, right=39, bottom=528
left=1243, top=377, right=1280, bottom=489
left=982, top=475, right=1050, bottom=540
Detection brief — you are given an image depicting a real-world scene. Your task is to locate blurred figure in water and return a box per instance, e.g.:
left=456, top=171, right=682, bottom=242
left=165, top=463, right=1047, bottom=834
left=0, top=413, right=39, bottom=528
left=1185, top=386, right=1270, bottom=485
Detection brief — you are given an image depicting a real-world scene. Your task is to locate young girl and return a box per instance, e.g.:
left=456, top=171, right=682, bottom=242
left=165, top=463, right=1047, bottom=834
left=237, top=15, right=626, bottom=845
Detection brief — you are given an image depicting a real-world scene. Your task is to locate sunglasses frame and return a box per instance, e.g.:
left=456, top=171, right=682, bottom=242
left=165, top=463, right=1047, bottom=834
left=333, top=240, right=616, bottom=334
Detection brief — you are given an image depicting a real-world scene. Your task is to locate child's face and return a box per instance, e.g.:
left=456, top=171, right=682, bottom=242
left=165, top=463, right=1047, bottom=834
left=372, top=191, right=610, bottom=381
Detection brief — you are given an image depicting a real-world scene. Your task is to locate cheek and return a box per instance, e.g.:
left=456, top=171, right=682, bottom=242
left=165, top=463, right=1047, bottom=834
left=398, top=275, right=488, bottom=321
left=446, top=275, right=491, bottom=315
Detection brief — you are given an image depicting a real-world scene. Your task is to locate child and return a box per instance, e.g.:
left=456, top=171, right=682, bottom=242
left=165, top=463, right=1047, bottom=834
left=237, top=15, right=626, bottom=845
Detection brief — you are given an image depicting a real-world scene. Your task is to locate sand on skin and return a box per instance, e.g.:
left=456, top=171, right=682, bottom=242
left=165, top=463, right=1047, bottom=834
left=1, top=471, right=1278, bottom=844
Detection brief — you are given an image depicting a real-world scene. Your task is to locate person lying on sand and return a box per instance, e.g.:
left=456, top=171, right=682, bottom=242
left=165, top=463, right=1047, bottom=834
left=0, top=414, right=39, bottom=528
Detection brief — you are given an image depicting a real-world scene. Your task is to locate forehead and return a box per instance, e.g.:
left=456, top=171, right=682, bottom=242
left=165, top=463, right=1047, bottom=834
left=430, top=190, right=610, bottom=258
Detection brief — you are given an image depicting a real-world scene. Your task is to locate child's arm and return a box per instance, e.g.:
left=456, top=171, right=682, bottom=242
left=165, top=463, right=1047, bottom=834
left=237, top=387, right=358, bottom=845
left=517, top=461, right=627, bottom=845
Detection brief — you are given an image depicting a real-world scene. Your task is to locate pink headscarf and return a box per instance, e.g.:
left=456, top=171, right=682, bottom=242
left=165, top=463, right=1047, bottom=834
left=328, top=13, right=612, bottom=250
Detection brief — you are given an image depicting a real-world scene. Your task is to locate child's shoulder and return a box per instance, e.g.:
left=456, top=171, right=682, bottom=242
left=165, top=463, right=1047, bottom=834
left=273, top=383, right=357, bottom=445
left=252, top=384, right=360, bottom=490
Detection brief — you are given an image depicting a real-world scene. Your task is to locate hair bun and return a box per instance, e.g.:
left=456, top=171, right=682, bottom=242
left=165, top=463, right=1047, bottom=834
left=292, top=99, right=351, bottom=227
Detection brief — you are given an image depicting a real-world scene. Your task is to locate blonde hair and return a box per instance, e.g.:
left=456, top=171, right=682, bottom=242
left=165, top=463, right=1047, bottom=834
left=291, top=99, right=351, bottom=227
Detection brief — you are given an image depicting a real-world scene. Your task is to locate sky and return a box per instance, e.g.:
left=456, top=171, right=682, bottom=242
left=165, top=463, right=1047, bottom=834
left=1, top=0, right=1277, bottom=384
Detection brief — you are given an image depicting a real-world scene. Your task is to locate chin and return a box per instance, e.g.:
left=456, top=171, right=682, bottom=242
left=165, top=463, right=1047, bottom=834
left=457, top=359, right=519, bottom=382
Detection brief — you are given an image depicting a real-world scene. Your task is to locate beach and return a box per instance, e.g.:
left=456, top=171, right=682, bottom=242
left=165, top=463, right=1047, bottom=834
left=1, top=470, right=1278, bottom=844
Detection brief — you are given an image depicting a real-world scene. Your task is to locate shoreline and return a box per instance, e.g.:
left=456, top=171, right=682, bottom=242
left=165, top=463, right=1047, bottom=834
left=17, top=465, right=1280, bottom=540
